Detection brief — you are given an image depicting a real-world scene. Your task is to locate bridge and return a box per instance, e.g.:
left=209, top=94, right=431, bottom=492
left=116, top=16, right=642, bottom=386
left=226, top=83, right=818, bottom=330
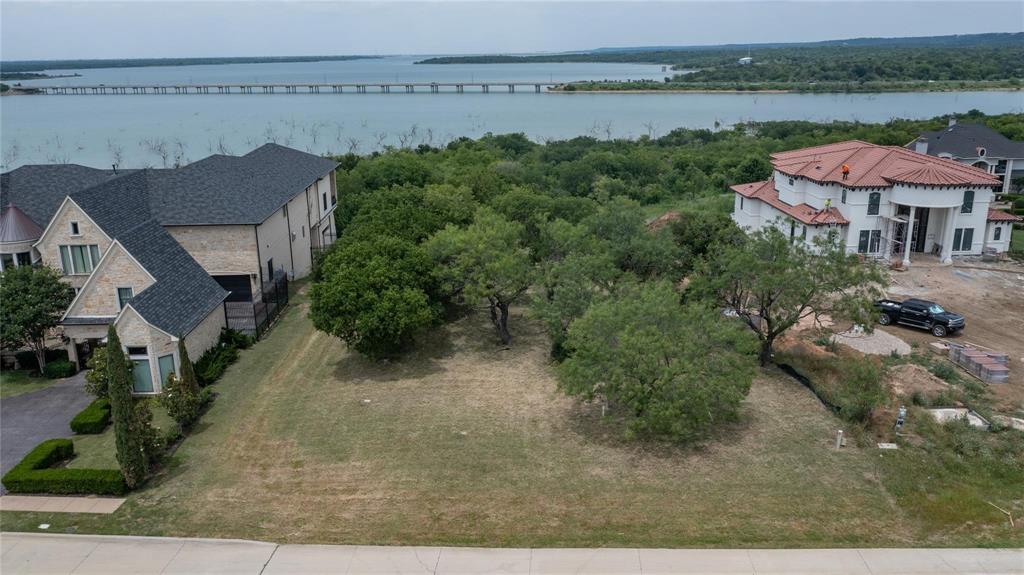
left=27, top=82, right=559, bottom=95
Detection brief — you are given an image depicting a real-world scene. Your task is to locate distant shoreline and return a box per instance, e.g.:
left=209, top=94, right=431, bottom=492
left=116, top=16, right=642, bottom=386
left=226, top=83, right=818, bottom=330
left=0, top=55, right=382, bottom=74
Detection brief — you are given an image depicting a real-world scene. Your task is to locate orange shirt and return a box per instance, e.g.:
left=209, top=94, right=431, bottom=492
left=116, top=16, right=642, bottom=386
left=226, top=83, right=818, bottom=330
left=841, top=164, right=850, bottom=173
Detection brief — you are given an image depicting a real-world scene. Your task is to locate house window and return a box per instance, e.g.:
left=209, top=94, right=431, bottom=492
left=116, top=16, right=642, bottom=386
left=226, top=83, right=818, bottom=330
left=0, top=254, right=13, bottom=271
left=952, top=228, right=974, bottom=252
left=266, top=258, right=274, bottom=280
left=16, top=252, right=31, bottom=266
left=157, top=354, right=176, bottom=386
left=283, top=204, right=288, bottom=218
left=117, top=287, right=134, bottom=310
left=127, top=346, right=153, bottom=393
left=59, top=244, right=100, bottom=275
left=301, top=225, right=305, bottom=238
left=858, top=230, right=881, bottom=253
left=841, top=189, right=847, bottom=204
left=70, top=221, right=80, bottom=236
left=961, top=190, right=974, bottom=214
left=994, top=226, right=1002, bottom=241
left=800, top=226, right=807, bottom=241
left=740, top=197, right=744, bottom=210
left=788, top=178, right=794, bottom=186
left=322, top=191, right=328, bottom=211
left=867, top=192, right=880, bottom=215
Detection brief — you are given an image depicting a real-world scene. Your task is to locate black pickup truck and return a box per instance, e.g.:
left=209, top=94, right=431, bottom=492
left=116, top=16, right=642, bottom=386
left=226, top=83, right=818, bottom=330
left=875, top=298, right=965, bottom=337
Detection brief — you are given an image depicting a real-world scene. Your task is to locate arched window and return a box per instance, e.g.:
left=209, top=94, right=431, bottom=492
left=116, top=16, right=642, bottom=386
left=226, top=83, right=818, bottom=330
left=867, top=192, right=880, bottom=215
left=961, top=190, right=974, bottom=214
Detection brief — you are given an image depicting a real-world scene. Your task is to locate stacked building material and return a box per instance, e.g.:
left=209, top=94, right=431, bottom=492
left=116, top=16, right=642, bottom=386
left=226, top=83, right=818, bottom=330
left=948, top=344, right=1010, bottom=383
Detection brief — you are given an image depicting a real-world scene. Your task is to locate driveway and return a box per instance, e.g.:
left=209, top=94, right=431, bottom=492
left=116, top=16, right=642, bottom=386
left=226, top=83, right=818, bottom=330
left=0, top=373, right=92, bottom=488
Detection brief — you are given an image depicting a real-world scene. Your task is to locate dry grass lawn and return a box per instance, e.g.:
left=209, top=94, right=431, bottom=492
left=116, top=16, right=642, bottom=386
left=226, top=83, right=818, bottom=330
left=2, top=292, right=1012, bottom=547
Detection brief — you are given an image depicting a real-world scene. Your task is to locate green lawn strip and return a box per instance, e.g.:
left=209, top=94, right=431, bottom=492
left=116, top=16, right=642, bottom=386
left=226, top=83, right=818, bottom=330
left=0, top=370, right=60, bottom=399
left=1, top=295, right=1018, bottom=547
left=68, top=404, right=177, bottom=470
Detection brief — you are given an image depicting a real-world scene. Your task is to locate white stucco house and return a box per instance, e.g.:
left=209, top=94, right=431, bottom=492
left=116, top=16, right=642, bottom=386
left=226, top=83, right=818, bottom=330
left=1, top=144, right=338, bottom=394
left=731, top=140, right=1021, bottom=266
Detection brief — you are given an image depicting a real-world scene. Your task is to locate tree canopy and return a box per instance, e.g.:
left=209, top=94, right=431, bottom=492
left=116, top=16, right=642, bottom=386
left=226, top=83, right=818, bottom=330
left=0, top=265, right=74, bottom=370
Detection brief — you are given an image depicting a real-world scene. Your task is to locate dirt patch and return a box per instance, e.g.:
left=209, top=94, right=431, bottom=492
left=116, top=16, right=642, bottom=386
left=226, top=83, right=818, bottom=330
left=883, top=262, right=1024, bottom=413
left=833, top=327, right=911, bottom=357
left=888, top=364, right=950, bottom=399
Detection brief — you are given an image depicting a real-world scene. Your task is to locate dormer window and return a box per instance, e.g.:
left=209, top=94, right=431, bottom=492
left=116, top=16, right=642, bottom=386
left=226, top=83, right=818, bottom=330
left=977, top=147, right=986, bottom=157
left=70, top=221, right=80, bottom=236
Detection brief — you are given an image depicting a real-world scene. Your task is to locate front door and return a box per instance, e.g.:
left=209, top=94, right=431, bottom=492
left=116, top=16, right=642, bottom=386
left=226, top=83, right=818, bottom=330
left=911, top=208, right=929, bottom=253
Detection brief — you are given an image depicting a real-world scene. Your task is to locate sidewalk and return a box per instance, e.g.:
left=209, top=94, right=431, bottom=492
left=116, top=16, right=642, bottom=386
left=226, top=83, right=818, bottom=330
left=1, top=532, right=1021, bottom=574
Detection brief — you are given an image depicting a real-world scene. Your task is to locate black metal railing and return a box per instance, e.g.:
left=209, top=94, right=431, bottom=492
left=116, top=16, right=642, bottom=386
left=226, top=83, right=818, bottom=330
left=225, top=270, right=289, bottom=339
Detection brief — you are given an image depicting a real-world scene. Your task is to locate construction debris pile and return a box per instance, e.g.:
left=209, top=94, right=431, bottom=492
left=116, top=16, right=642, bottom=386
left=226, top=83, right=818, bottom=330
left=948, top=343, right=1009, bottom=384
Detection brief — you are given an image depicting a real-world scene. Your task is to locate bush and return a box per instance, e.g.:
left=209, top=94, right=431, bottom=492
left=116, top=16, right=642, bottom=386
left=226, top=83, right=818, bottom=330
left=69, top=398, right=111, bottom=434
left=159, top=373, right=201, bottom=428
left=1, top=438, right=126, bottom=495
left=84, top=346, right=108, bottom=397
left=14, top=349, right=70, bottom=372
left=43, top=359, right=76, bottom=379
left=193, top=329, right=248, bottom=385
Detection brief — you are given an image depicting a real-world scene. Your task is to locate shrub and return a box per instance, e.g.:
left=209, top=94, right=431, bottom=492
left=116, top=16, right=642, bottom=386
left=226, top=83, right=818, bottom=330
left=219, top=328, right=254, bottom=350
left=85, top=346, right=108, bottom=397
left=159, top=373, right=201, bottom=429
left=14, top=350, right=38, bottom=371
left=928, top=362, right=958, bottom=383
left=69, top=398, right=111, bottom=434
left=43, top=359, right=76, bottom=379
left=1, top=438, right=126, bottom=495
left=193, top=329, right=248, bottom=385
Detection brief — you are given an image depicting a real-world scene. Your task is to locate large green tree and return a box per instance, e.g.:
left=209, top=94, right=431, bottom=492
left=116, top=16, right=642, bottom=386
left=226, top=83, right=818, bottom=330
left=106, top=326, right=148, bottom=488
left=426, top=207, right=533, bottom=345
left=559, top=281, right=758, bottom=442
left=0, top=265, right=74, bottom=371
left=691, top=226, right=887, bottom=366
left=310, top=236, right=440, bottom=358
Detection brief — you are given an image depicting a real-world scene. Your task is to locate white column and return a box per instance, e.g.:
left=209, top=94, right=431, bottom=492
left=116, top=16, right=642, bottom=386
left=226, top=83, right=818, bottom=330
left=940, top=207, right=957, bottom=264
left=902, top=205, right=916, bottom=268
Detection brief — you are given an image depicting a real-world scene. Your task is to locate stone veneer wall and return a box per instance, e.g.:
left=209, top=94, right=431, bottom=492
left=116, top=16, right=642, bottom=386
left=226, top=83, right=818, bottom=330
left=35, top=200, right=112, bottom=289
left=165, top=225, right=259, bottom=295
left=184, top=305, right=226, bottom=360
left=67, top=243, right=154, bottom=317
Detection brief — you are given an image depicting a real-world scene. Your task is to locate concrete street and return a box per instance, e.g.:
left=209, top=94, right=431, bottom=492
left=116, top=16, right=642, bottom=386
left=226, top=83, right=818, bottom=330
left=1, top=533, right=1021, bottom=574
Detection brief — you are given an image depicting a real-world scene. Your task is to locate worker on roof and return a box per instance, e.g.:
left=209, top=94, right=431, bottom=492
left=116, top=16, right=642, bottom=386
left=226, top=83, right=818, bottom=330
left=841, top=163, right=850, bottom=180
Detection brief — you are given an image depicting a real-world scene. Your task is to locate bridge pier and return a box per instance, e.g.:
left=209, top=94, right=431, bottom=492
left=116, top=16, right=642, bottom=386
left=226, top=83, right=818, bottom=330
left=535, top=84, right=541, bottom=93
left=456, top=84, right=464, bottom=93
left=508, top=84, right=515, bottom=93
left=483, top=84, right=489, bottom=93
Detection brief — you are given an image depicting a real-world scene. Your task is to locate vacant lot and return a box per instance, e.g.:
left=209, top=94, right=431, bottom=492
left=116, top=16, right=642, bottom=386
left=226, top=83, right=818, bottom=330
left=884, top=261, right=1024, bottom=413
left=1, top=292, right=1019, bottom=547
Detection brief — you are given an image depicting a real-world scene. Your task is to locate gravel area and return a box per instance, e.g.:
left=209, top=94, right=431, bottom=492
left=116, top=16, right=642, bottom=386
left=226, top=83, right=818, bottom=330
left=833, top=326, right=911, bottom=356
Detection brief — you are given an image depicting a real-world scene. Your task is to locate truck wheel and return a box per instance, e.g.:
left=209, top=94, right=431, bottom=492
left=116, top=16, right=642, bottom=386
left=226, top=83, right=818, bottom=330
left=878, top=313, right=892, bottom=326
left=931, top=324, right=947, bottom=337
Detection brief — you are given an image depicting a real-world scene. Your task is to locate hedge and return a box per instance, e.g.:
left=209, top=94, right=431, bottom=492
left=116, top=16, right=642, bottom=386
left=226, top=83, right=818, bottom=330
left=14, top=349, right=69, bottom=372
left=1, top=438, right=126, bottom=495
left=70, top=398, right=111, bottom=434
left=43, top=359, right=77, bottom=379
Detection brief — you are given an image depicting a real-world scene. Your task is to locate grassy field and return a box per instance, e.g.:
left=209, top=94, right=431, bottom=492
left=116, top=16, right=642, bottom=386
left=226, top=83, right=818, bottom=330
left=1, top=292, right=1020, bottom=547
left=0, top=369, right=59, bottom=399
left=67, top=406, right=175, bottom=470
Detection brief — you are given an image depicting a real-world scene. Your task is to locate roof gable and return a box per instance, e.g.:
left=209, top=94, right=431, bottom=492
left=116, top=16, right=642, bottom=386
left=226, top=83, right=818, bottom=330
left=0, top=164, right=124, bottom=231
left=913, top=123, right=1024, bottom=159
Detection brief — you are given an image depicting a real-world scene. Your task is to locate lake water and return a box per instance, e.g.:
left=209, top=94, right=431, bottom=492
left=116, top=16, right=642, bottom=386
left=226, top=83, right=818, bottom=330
left=2, top=56, right=1022, bottom=169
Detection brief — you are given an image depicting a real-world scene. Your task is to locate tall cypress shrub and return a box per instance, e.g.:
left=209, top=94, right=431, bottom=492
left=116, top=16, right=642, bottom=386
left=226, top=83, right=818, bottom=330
left=106, top=326, right=148, bottom=488
left=177, top=338, right=200, bottom=394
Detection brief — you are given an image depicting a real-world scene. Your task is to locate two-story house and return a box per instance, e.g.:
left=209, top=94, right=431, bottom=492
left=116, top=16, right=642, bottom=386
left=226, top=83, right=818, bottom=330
left=908, top=119, right=1024, bottom=196
left=1, top=144, right=338, bottom=394
left=731, top=140, right=1021, bottom=265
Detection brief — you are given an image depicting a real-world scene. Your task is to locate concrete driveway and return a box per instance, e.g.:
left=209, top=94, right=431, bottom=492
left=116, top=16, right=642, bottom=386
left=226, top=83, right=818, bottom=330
left=0, top=373, right=92, bottom=487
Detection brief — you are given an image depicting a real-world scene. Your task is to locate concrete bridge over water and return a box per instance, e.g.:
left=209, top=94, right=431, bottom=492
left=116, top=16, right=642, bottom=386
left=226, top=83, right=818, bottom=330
left=27, top=82, right=559, bottom=95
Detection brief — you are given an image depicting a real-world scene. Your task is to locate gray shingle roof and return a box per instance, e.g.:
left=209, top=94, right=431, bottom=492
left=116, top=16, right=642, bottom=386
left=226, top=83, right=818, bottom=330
left=911, top=123, right=1024, bottom=159
left=149, top=144, right=338, bottom=225
left=0, top=165, right=124, bottom=233
left=69, top=170, right=228, bottom=337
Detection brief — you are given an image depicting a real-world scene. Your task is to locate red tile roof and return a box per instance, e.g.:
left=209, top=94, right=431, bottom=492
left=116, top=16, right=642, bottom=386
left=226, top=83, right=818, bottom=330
left=770, top=140, right=1001, bottom=188
left=987, top=208, right=1023, bottom=222
left=731, top=180, right=849, bottom=226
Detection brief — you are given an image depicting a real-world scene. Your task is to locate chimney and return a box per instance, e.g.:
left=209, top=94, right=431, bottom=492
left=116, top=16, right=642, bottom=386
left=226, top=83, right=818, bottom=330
left=948, top=117, right=957, bottom=127
left=914, top=137, right=929, bottom=155
left=112, top=164, right=118, bottom=175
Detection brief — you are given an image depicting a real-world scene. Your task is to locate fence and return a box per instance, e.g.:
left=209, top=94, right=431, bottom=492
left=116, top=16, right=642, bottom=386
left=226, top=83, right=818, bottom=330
left=224, top=271, right=290, bottom=339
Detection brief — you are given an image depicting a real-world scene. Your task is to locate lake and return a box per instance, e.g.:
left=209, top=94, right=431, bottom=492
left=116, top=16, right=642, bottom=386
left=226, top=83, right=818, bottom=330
left=2, top=57, right=1022, bottom=169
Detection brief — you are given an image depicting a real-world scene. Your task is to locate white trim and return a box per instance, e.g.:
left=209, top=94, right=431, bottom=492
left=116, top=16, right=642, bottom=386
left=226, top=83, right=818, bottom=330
left=32, top=196, right=112, bottom=250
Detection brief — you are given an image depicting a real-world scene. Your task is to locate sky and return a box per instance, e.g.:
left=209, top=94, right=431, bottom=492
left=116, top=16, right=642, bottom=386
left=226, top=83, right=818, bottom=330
left=1, top=0, right=1022, bottom=61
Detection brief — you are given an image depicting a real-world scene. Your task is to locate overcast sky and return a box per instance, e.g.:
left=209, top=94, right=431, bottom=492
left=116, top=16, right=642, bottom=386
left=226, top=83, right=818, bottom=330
left=2, top=1, right=1022, bottom=61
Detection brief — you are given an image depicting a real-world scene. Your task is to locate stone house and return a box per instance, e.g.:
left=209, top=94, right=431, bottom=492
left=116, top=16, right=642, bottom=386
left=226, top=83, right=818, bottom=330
left=908, top=119, right=1024, bottom=196
left=1, top=144, right=338, bottom=394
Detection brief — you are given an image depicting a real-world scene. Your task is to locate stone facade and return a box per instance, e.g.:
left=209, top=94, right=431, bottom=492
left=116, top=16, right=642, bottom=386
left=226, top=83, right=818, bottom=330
left=35, top=199, right=112, bottom=289
left=184, top=305, right=226, bottom=360
left=66, top=242, right=154, bottom=317
left=166, top=225, right=260, bottom=295
left=115, top=307, right=178, bottom=394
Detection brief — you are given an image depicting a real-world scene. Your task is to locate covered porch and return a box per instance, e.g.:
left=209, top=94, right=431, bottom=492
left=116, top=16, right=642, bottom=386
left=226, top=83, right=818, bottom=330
left=878, top=203, right=963, bottom=267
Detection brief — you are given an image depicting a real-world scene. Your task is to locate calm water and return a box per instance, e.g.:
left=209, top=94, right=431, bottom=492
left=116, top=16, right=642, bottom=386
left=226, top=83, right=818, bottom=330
left=2, top=57, right=1022, bottom=169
